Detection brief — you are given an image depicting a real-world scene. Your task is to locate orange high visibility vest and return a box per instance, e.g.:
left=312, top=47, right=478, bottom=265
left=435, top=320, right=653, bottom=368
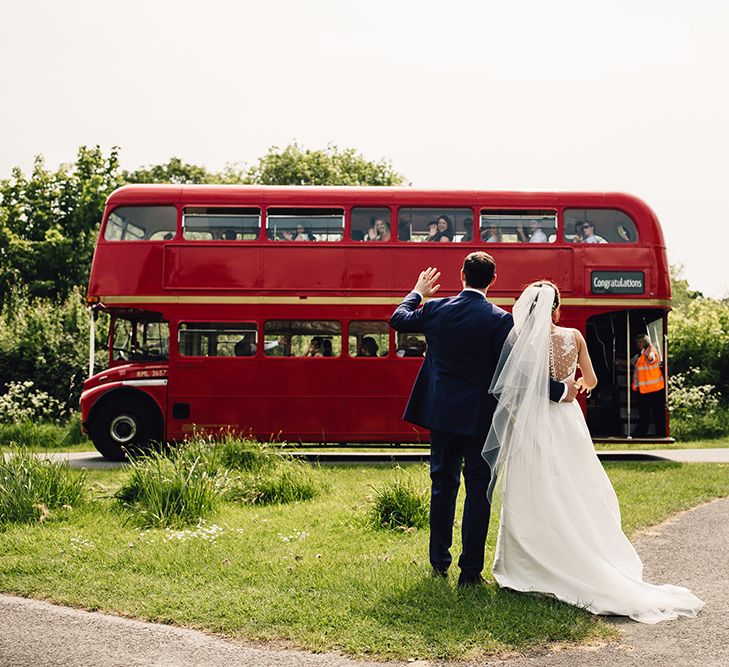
left=632, top=345, right=665, bottom=394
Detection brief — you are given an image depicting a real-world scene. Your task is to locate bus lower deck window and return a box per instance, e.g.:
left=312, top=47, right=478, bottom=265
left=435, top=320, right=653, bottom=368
left=264, top=321, right=342, bottom=357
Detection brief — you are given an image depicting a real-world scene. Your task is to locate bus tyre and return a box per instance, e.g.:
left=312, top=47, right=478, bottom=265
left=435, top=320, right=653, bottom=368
left=88, top=394, right=163, bottom=461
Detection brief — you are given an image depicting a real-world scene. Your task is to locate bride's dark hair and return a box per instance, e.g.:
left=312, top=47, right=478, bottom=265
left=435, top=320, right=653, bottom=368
left=528, top=280, right=561, bottom=323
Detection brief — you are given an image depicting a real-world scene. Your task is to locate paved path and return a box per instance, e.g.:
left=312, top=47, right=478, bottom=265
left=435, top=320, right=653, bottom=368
left=39, top=447, right=729, bottom=469
left=2, top=496, right=727, bottom=667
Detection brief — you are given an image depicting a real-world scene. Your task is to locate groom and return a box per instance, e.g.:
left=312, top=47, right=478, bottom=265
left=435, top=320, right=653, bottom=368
left=390, top=252, right=577, bottom=586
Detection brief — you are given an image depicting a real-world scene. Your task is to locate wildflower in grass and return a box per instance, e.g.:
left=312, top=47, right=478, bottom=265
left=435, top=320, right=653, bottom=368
left=278, top=530, right=309, bottom=543
left=162, top=520, right=225, bottom=543
left=70, top=535, right=95, bottom=550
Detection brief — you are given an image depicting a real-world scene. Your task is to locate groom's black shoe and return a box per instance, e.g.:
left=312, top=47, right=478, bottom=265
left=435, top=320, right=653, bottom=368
left=457, top=573, right=485, bottom=589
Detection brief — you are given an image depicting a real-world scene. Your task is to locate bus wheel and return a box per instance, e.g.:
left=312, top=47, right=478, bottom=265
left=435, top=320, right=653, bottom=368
left=88, top=394, right=163, bottom=461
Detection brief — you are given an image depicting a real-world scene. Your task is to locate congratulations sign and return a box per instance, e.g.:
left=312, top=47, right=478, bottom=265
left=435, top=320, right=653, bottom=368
left=591, top=271, right=645, bottom=294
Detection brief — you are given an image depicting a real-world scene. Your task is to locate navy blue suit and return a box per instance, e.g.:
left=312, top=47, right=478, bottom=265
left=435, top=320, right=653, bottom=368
left=390, top=289, right=565, bottom=577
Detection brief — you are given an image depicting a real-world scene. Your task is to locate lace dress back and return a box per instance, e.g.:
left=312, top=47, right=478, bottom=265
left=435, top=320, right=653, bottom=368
left=550, top=327, right=578, bottom=382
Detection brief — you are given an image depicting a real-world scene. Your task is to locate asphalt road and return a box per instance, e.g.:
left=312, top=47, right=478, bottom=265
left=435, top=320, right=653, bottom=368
left=1, top=496, right=727, bottom=667
left=39, top=447, right=729, bottom=469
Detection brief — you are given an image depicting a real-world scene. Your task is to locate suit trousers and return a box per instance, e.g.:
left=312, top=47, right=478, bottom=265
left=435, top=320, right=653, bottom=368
left=429, top=429, right=492, bottom=576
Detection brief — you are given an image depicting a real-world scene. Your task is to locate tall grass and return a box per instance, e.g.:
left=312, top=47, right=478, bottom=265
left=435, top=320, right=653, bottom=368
left=368, top=470, right=430, bottom=530
left=0, top=415, right=87, bottom=449
left=210, top=437, right=326, bottom=505
left=227, top=462, right=322, bottom=505
left=116, top=437, right=327, bottom=527
left=0, top=448, right=87, bottom=528
left=116, top=443, right=225, bottom=528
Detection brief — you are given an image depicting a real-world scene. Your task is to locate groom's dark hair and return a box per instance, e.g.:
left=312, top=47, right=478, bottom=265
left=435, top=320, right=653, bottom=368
left=463, top=252, right=496, bottom=288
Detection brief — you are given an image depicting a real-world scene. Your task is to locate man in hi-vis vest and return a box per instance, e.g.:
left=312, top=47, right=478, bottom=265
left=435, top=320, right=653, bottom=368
left=632, top=334, right=666, bottom=437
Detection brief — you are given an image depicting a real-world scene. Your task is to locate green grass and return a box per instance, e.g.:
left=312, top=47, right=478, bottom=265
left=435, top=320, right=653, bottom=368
left=0, top=448, right=87, bottom=528
left=116, top=446, right=225, bottom=528
left=0, top=416, right=93, bottom=452
left=0, top=461, right=726, bottom=660
left=595, top=436, right=729, bottom=451
left=367, top=470, right=430, bottom=530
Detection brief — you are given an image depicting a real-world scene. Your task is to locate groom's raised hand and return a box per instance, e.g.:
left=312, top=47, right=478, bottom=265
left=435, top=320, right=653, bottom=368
left=414, top=267, right=441, bottom=298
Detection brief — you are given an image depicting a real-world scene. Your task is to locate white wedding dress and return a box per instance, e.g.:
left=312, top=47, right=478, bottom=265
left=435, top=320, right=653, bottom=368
left=485, top=286, right=704, bottom=624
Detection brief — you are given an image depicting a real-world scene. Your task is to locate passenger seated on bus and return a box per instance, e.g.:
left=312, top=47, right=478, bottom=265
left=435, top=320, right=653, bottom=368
left=236, top=334, right=282, bottom=356
left=424, top=221, right=439, bottom=242
left=517, top=220, right=547, bottom=243
left=306, top=336, right=324, bottom=356
left=460, top=217, right=473, bottom=242
left=222, top=229, right=238, bottom=240
left=577, top=221, right=607, bottom=244
left=369, top=218, right=391, bottom=242
left=234, top=333, right=256, bottom=356
left=322, top=339, right=334, bottom=357
left=396, top=335, right=426, bottom=357
left=398, top=221, right=411, bottom=241
left=358, top=336, right=379, bottom=357
left=283, top=223, right=317, bottom=241
left=435, top=215, right=454, bottom=242
left=481, top=224, right=502, bottom=243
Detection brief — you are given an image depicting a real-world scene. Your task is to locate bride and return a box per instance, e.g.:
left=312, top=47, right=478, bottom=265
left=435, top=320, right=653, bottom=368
left=482, top=281, right=704, bottom=624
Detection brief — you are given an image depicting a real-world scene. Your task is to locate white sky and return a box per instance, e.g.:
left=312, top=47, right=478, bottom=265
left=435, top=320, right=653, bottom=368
left=1, top=1, right=727, bottom=296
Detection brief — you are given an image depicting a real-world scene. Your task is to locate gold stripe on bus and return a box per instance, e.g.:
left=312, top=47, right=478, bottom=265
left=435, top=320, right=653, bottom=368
left=98, top=295, right=671, bottom=308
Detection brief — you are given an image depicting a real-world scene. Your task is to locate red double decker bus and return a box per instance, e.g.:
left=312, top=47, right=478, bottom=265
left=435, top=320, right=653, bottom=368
left=81, top=185, right=671, bottom=460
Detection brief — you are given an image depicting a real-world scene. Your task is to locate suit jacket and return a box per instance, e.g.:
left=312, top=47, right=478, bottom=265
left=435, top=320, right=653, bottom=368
left=390, top=290, right=565, bottom=440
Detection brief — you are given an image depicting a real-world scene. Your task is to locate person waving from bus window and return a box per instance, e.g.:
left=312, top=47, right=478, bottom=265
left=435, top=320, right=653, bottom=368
left=436, top=215, right=454, bottom=242
left=631, top=334, right=665, bottom=437
left=517, top=220, right=547, bottom=243
left=424, top=221, right=439, bottom=242
left=577, top=221, right=607, bottom=244
left=367, top=217, right=390, bottom=242
left=283, top=223, right=316, bottom=241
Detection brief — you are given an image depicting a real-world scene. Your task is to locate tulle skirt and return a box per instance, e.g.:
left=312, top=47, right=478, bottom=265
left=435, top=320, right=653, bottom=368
left=492, top=400, right=704, bottom=623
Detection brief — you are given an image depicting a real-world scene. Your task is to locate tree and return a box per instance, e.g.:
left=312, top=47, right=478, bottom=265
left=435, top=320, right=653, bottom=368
left=0, top=147, right=124, bottom=304
left=123, top=157, right=246, bottom=185
left=245, top=143, right=407, bottom=186
left=670, top=264, right=703, bottom=308
left=0, top=144, right=408, bottom=306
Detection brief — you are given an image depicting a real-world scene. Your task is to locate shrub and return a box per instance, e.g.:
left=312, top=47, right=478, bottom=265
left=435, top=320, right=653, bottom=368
left=668, top=371, right=729, bottom=440
left=0, top=287, right=109, bottom=413
left=0, top=380, right=68, bottom=424
left=116, top=444, right=225, bottom=528
left=0, top=448, right=87, bottom=528
left=669, top=296, right=729, bottom=400
left=367, top=471, right=429, bottom=530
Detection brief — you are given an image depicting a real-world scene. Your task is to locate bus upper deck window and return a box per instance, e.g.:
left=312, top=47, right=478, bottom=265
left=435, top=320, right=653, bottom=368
left=104, top=206, right=177, bottom=241
left=563, top=209, right=639, bottom=244
left=479, top=210, right=557, bottom=244
left=266, top=208, right=344, bottom=242
left=183, top=207, right=261, bottom=241
left=397, top=208, right=473, bottom=242
left=351, top=208, right=391, bottom=241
